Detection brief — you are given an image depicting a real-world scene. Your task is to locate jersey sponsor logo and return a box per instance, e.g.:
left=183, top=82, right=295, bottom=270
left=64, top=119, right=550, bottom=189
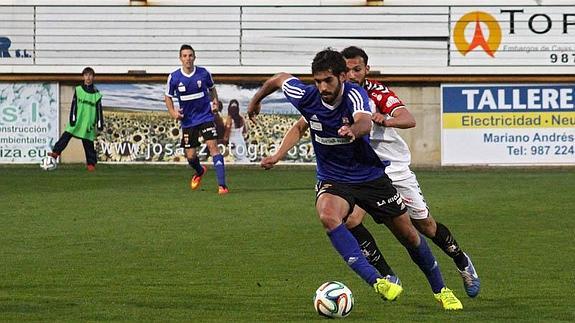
left=180, top=92, right=205, bottom=101
left=78, top=98, right=97, bottom=107
left=386, top=96, right=401, bottom=108
left=178, top=82, right=186, bottom=92
left=310, top=120, right=323, bottom=131
left=314, top=134, right=352, bottom=145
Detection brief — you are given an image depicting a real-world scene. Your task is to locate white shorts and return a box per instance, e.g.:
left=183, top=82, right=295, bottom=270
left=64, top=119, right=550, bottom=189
left=390, top=170, right=429, bottom=220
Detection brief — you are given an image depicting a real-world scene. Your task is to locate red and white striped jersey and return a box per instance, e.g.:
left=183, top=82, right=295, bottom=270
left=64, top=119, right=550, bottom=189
left=365, top=79, right=412, bottom=180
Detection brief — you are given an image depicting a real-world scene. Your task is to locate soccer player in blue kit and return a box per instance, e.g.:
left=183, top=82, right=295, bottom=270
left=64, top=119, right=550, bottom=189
left=248, top=49, right=462, bottom=310
left=165, top=44, right=228, bottom=194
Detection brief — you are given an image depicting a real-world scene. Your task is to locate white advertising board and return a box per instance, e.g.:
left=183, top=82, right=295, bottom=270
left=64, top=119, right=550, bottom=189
left=450, top=6, right=575, bottom=66
left=441, top=84, right=575, bottom=165
left=0, top=83, right=59, bottom=163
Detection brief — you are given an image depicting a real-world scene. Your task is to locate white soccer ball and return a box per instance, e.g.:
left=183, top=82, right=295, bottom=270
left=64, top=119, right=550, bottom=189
left=40, top=156, right=58, bottom=171
left=313, top=281, right=354, bottom=318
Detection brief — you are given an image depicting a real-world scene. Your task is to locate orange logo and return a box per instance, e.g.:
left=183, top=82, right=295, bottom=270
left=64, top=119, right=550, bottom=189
left=453, top=11, right=502, bottom=57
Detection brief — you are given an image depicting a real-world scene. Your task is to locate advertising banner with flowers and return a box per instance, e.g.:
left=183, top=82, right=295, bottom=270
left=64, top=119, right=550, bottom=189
left=97, top=83, right=315, bottom=164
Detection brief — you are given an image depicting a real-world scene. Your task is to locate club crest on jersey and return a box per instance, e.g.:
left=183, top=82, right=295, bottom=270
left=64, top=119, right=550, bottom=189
left=197, top=80, right=202, bottom=88
left=342, top=117, right=350, bottom=126
left=178, top=82, right=186, bottom=92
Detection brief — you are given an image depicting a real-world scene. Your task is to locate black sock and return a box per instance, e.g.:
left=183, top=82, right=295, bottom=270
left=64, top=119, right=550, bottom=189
left=348, top=223, right=395, bottom=277
left=431, top=222, right=468, bottom=270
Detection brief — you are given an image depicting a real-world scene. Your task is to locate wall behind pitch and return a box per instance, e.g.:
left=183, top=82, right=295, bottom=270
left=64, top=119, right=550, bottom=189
left=53, top=83, right=442, bottom=167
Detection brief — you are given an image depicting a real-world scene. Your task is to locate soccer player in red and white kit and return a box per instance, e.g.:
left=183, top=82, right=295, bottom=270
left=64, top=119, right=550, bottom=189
left=340, top=46, right=480, bottom=298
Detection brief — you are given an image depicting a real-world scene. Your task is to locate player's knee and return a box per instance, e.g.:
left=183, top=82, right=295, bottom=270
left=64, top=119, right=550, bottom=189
left=403, top=230, right=421, bottom=247
left=185, top=150, right=197, bottom=160
left=345, top=208, right=365, bottom=229
left=206, top=141, right=220, bottom=156
left=412, top=217, right=437, bottom=239
left=317, top=206, right=344, bottom=231
left=318, top=213, right=342, bottom=230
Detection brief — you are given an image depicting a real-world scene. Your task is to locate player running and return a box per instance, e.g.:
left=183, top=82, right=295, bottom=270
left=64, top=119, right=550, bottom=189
left=261, top=46, right=479, bottom=302
left=165, top=44, right=228, bottom=194
left=249, top=48, right=462, bottom=310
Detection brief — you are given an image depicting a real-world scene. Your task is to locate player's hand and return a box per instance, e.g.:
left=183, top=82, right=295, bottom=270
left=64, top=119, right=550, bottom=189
left=247, top=101, right=261, bottom=123
left=211, top=99, right=219, bottom=112
left=338, top=125, right=356, bottom=141
left=170, top=109, right=183, bottom=120
left=372, top=112, right=386, bottom=126
left=260, top=155, right=279, bottom=170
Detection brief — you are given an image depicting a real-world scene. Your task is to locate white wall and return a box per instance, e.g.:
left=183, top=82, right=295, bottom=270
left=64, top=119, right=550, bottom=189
left=1, top=3, right=574, bottom=75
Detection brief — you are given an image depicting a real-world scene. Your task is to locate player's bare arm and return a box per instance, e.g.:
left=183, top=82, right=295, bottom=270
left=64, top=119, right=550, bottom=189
left=261, top=117, right=309, bottom=169
left=248, top=72, right=293, bottom=122
left=209, top=87, right=219, bottom=110
left=374, top=107, right=416, bottom=129
left=164, top=95, right=183, bottom=120
left=338, top=113, right=372, bottom=141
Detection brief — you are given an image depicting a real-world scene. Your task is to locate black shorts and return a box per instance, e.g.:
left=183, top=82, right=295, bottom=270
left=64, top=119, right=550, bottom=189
left=315, top=175, right=407, bottom=223
left=181, top=122, right=218, bottom=148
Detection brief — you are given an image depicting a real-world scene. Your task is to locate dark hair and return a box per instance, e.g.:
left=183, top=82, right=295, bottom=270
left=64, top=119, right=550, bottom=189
left=179, top=44, right=195, bottom=57
left=311, top=48, right=347, bottom=76
left=341, top=46, right=369, bottom=65
left=82, top=67, right=95, bottom=76
left=227, top=99, right=243, bottom=129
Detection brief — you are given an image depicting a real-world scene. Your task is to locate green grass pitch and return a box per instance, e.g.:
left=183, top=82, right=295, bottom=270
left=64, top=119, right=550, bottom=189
left=0, top=165, right=573, bottom=322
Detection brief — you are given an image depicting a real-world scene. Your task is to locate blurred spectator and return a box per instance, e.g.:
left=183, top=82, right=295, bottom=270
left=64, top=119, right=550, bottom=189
left=224, top=99, right=249, bottom=163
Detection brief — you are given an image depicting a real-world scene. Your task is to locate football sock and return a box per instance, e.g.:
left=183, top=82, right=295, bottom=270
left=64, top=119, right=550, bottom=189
left=407, top=234, right=445, bottom=293
left=212, top=154, right=226, bottom=186
left=348, top=223, right=396, bottom=277
left=188, top=157, right=204, bottom=175
left=432, top=222, right=468, bottom=270
left=328, top=223, right=381, bottom=286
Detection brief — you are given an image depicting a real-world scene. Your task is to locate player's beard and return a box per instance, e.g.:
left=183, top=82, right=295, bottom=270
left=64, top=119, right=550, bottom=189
left=321, top=80, right=342, bottom=105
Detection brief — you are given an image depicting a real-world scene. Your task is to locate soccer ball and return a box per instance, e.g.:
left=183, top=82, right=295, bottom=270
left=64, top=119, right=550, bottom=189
left=40, top=156, right=57, bottom=171
left=313, top=281, right=354, bottom=318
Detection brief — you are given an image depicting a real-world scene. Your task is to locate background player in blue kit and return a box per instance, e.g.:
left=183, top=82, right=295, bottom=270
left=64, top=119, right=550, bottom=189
left=165, top=44, right=228, bottom=194
left=248, top=49, right=462, bottom=310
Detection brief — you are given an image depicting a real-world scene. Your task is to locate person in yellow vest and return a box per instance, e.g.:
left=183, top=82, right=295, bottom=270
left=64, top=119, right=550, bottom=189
left=49, top=67, right=104, bottom=171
